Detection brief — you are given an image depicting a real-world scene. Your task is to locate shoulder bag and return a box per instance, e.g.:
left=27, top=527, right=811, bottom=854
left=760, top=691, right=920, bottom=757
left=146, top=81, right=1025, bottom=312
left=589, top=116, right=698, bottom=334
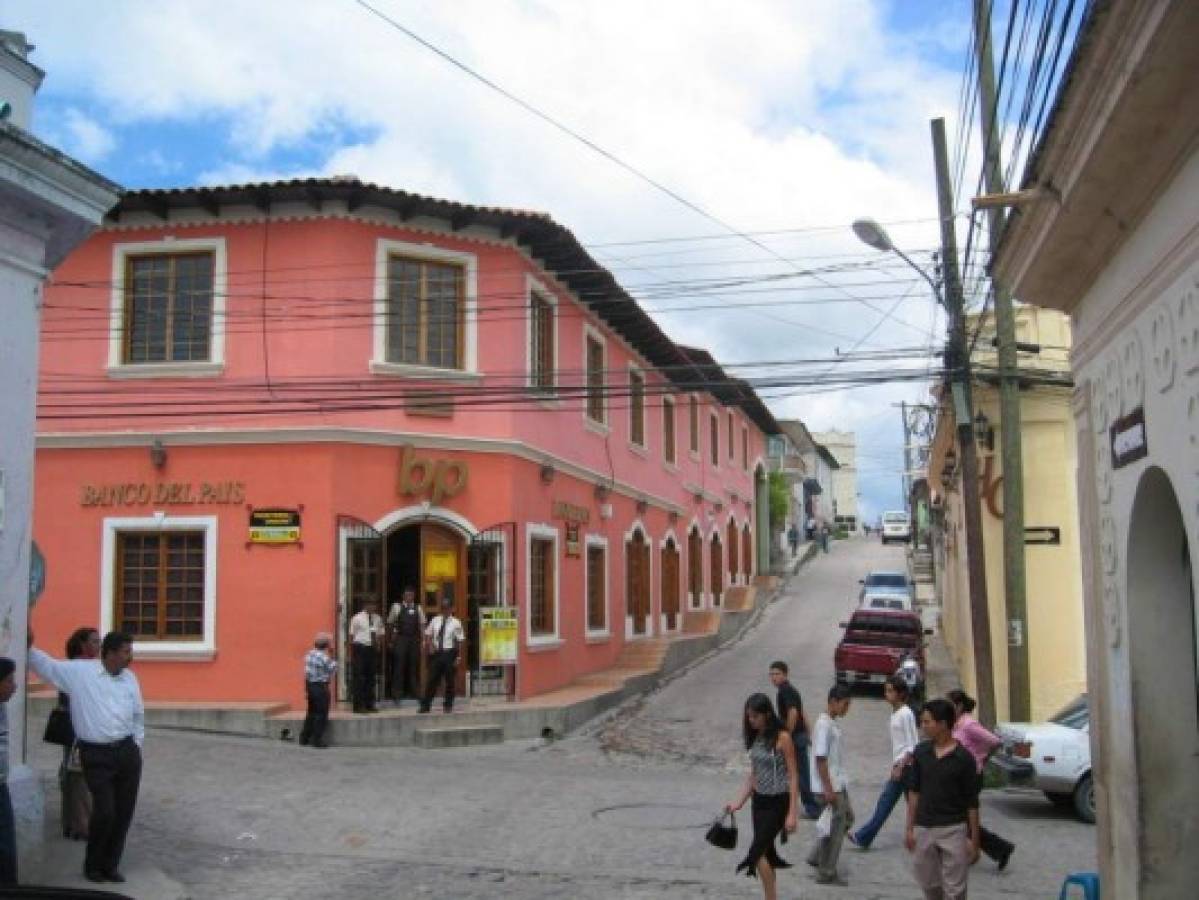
left=44, top=706, right=75, bottom=747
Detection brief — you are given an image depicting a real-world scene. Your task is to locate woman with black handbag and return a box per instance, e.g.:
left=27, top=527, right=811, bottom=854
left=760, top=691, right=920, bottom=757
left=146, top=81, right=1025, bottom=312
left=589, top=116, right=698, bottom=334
left=725, top=693, right=799, bottom=900
left=51, top=628, right=100, bottom=840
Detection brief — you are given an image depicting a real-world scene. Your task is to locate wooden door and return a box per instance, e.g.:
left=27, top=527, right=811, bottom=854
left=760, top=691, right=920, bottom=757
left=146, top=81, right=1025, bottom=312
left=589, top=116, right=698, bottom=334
left=688, top=528, right=703, bottom=608
left=661, top=539, right=680, bottom=630
left=626, top=531, right=650, bottom=634
left=710, top=535, right=723, bottom=606
left=727, top=520, right=739, bottom=585
left=419, top=523, right=467, bottom=694
left=742, top=525, right=753, bottom=579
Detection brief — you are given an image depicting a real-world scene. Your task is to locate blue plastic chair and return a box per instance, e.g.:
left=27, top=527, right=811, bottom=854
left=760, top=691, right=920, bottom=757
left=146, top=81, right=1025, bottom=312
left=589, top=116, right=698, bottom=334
left=1058, top=871, right=1100, bottom=900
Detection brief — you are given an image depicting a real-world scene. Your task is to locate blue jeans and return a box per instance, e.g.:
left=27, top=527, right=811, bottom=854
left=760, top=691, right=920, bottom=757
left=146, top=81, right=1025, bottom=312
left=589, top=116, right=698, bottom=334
left=851, top=775, right=905, bottom=848
left=793, top=737, right=821, bottom=818
left=0, top=783, right=16, bottom=884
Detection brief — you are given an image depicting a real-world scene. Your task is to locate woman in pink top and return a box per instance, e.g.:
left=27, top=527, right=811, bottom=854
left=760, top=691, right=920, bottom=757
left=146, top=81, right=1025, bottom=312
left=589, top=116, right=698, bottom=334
left=947, top=690, right=1015, bottom=871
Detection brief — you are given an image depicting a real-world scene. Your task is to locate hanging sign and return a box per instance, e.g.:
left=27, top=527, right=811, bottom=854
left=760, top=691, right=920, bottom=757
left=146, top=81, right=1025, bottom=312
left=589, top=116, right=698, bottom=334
left=564, top=522, right=582, bottom=558
left=480, top=607, right=518, bottom=665
left=1110, top=407, right=1148, bottom=469
left=249, top=509, right=301, bottom=544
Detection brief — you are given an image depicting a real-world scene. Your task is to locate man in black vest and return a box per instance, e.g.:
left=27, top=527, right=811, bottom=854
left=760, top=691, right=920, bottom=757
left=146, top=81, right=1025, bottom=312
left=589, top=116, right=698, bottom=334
left=387, top=588, right=425, bottom=706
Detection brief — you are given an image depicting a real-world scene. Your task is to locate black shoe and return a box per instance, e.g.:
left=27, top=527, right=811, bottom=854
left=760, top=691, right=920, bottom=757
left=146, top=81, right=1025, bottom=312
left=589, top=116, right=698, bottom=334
left=83, top=869, right=106, bottom=883
left=997, top=847, right=1014, bottom=872
left=442, top=706, right=453, bottom=713
left=312, top=741, right=329, bottom=749
left=366, top=706, right=379, bottom=714
left=104, top=870, right=127, bottom=883
left=298, top=737, right=309, bottom=746
left=418, top=706, right=431, bottom=714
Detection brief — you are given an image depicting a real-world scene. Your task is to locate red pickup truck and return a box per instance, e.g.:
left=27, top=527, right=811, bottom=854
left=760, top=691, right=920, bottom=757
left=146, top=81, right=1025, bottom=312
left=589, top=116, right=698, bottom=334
left=834, top=609, right=930, bottom=687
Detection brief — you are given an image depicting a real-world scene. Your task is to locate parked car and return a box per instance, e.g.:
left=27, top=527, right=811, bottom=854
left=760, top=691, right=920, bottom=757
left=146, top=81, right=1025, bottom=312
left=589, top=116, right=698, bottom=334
left=858, top=570, right=915, bottom=610
left=992, top=694, right=1095, bottom=824
left=834, top=609, right=931, bottom=688
left=880, top=511, right=912, bottom=544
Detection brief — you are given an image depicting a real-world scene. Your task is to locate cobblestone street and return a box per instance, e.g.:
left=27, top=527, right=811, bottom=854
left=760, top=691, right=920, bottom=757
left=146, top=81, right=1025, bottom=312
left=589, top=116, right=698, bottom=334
left=27, top=537, right=1096, bottom=898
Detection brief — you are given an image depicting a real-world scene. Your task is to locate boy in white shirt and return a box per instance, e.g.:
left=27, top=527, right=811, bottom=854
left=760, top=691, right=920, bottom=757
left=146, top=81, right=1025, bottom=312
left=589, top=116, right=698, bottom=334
left=807, top=683, right=854, bottom=886
left=849, top=674, right=919, bottom=849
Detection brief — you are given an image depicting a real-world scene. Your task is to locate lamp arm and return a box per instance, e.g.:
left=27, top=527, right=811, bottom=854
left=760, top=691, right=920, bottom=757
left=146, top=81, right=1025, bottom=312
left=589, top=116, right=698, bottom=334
left=891, top=246, right=943, bottom=307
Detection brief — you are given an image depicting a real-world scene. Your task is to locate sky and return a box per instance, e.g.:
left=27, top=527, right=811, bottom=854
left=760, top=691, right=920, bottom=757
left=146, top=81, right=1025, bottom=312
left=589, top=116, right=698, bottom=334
left=10, top=0, right=989, bottom=523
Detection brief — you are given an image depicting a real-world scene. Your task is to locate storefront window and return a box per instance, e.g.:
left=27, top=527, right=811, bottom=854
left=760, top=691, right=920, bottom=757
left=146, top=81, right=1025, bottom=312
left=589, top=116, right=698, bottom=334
left=530, top=537, right=556, bottom=636
left=587, top=544, right=606, bottom=632
left=116, top=531, right=205, bottom=638
left=123, top=252, right=214, bottom=363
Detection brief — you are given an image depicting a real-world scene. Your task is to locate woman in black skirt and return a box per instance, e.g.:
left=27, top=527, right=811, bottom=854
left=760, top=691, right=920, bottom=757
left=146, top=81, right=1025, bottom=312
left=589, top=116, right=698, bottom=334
left=725, top=693, right=799, bottom=900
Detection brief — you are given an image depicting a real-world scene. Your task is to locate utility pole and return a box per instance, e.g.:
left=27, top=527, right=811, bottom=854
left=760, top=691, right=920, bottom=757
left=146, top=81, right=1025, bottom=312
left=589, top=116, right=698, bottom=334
left=973, top=0, right=1030, bottom=722
left=931, top=116, right=997, bottom=727
left=901, top=401, right=911, bottom=509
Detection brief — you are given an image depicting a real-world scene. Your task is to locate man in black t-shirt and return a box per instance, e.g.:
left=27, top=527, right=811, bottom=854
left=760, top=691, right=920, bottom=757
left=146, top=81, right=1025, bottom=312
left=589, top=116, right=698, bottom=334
left=769, top=661, right=821, bottom=817
left=905, top=698, right=980, bottom=900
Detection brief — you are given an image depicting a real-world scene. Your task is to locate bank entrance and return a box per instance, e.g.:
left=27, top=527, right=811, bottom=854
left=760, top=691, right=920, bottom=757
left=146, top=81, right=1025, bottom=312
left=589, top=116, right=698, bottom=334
left=339, top=515, right=515, bottom=705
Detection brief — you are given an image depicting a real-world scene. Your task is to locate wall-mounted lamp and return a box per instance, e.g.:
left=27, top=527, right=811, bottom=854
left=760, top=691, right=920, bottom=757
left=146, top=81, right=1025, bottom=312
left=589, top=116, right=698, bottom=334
left=594, top=483, right=611, bottom=502
left=693, top=491, right=704, bottom=504
left=539, top=463, right=555, bottom=485
left=150, top=439, right=168, bottom=469
left=973, top=410, right=995, bottom=452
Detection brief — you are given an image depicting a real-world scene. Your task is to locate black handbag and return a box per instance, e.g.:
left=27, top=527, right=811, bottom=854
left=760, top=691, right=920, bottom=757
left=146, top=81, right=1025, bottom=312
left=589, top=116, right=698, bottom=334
left=705, top=810, right=738, bottom=850
left=43, top=707, right=74, bottom=747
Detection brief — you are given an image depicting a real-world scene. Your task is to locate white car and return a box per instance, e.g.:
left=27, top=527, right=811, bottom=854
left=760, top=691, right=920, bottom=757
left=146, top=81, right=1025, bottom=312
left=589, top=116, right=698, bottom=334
left=880, top=511, right=911, bottom=544
left=992, top=694, right=1095, bottom=824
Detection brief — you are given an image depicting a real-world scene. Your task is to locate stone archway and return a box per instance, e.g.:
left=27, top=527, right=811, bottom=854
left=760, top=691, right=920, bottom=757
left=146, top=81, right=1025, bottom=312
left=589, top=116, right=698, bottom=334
left=1126, top=466, right=1197, bottom=897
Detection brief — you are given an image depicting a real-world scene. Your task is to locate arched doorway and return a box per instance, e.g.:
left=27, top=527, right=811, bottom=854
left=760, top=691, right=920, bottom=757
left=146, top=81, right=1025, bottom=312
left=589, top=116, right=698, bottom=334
left=688, top=526, right=704, bottom=609
left=727, top=519, right=739, bottom=585
left=1127, top=466, right=1197, bottom=896
left=661, top=536, right=680, bottom=631
left=626, top=528, right=651, bottom=636
left=710, top=532, right=724, bottom=606
left=742, top=524, right=753, bottom=579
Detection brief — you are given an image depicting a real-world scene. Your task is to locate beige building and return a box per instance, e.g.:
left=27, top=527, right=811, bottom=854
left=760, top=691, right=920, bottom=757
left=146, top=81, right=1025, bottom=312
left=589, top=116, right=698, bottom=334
left=928, top=308, right=1085, bottom=722
left=990, top=3, right=1198, bottom=895
left=812, top=430, right=858, bottom=531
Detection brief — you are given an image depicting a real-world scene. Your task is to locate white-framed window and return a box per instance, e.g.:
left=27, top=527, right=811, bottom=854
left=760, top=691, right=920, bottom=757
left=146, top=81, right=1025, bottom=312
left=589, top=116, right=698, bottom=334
left=107, top=237, right=227, bottom=378
left=527, top=275, right=557, bottom=394
left=710, top=411, right=720, bottom=467
left=742, top=425, right=749, bottom=471
left=583, top=325, right=607, bottom=430
left=585, top=533, right=609, bottom=638
left=100, top=514, right=218, bottom=659
left=371, top=238, right=479, bottom=379
left=728, top=411, right=735, bottom=461
left=526, top=522, right=561, bottom=647
left=629, top=365, right=646, bottom=449
left=662, top=395, right=677, bottom=466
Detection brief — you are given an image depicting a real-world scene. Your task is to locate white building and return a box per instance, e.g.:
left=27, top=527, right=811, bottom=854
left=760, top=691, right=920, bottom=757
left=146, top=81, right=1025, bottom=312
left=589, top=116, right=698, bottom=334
left=812, top=430, right=858, bottom=531
left=0, top=29, right=119, bottom=852
left=991, top=2, right=1197, bottom=895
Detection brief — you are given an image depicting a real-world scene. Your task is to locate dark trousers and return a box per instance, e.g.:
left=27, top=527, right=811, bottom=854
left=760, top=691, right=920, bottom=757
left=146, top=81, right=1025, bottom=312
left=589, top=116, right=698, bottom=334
left=0, top=784, right=16, bottom=885
left=351, top=643, right=377, bottom=711
left=300, top=681, right=330, bottom=745
left=974, top=774, right=1014, bottom=862
left=79, top=738, right=142, bottom=876
left=421, top=651, right=458, bottom=711
left=794, top=736, right=821, bottom=818
left=392, top=638, right=421, bottom=700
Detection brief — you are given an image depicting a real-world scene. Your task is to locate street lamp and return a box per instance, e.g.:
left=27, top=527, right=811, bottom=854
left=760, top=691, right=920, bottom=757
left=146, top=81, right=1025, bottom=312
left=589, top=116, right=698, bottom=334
left=852, top=218, right=944, bottom=309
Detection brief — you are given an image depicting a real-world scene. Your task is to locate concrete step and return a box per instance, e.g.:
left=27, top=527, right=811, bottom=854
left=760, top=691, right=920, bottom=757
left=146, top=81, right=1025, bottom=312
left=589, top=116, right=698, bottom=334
left=683, top=610, right=720, bottom=634
left=413, top=724, right=503, bottom=748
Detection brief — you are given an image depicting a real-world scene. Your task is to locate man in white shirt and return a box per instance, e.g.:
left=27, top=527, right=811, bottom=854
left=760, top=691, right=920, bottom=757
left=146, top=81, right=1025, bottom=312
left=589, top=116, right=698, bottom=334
left=849, top=674, right=920, bottom=849
left=419, top=597, right=465, bottom=714
left=807, top=683, right=854, bottom=887
left=348, top=601, right=384, bottom=714
left=29, top=631, right=144, bottom=884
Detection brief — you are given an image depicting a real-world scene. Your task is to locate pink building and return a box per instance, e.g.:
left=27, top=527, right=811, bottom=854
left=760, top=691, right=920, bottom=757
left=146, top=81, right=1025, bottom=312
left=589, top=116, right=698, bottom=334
left=32, top=178, right=777, bottom=710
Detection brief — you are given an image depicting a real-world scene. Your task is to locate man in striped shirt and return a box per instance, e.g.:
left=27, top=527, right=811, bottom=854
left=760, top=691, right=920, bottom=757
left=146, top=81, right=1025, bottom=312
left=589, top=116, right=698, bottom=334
left=300, top=633, right=337, bottom=748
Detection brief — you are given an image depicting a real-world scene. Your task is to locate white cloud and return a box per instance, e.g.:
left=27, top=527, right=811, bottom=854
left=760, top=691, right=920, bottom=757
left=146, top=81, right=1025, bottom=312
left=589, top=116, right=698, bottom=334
left=47, top=107, right=117, bottom=162
left=10, top=0, right=969, bottom=511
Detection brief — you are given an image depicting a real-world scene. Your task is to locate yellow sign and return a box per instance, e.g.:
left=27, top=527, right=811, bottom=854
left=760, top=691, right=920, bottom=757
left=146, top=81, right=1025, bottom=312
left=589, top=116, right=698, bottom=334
left=424, top=549, right=457, bottom=579
left=480, top=608, right=518, bottom=665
